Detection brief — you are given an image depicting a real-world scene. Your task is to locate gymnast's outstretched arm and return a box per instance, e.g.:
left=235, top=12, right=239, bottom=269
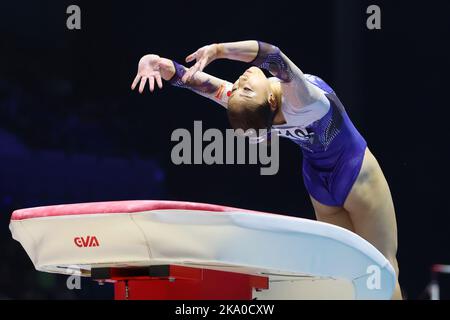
left=131, top=54, right=233, bottom=109
left=183, top=41, right=327, bottom=108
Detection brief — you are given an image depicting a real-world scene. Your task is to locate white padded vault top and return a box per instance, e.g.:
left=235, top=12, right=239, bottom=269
left=10, top=200, right=395, bottom=299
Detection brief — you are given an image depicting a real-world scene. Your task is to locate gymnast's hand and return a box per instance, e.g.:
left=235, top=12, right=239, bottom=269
left=182, top=44, right=219, bottom=83
left=131, top=54, right=164, bottom=93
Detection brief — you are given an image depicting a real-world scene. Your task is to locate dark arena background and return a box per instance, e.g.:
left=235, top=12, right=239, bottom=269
left=0, top=0, right=449, bottom=300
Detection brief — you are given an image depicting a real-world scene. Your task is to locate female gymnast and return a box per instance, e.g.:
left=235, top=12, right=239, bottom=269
left=131, top=40, right=402, bottom=299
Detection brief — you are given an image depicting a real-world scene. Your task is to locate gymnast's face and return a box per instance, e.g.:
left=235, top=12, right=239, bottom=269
left=228, top=67, right=271, bottom=109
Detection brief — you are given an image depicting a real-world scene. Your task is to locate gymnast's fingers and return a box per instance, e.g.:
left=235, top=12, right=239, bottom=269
left=185, top=52, right=197, bottom=63
left=149, top=76, right=155, bottom=92
left=183, top=62, right=200, bottom=83
left=182, top=68, right=193, bottom=83
left=139, top=76, right=147, bottom=93
left=131, top=74, right=141, bottom=90
left=199, top=58, right=208, bottom=73
left=155, top=74, right=163, bottom=89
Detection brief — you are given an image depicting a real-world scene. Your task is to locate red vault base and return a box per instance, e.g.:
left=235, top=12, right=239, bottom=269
left=92, top=265, right=269, bottom=300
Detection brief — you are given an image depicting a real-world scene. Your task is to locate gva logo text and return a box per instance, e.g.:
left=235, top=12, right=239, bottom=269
left=74, top=236, right=100, bottom=248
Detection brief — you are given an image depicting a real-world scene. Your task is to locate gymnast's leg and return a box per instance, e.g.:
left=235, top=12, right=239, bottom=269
left=308, top=147, right=401, bottom=299
left=343, top=147, right=402, bottom=300
left=309, top=196, right=355, bottom=233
